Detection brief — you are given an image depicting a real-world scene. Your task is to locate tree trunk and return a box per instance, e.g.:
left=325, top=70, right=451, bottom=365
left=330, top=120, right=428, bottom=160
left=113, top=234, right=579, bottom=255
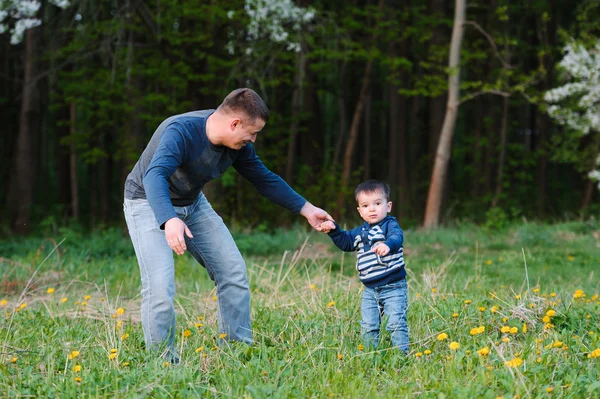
left=285, top=50, right=307, bottom=185
left=492, top=96, right=509, bottom=207
left=423, top=0, right=466, bottom=229
left=7, top=27, right=42, bottom=234
left=69, top=102, right=79, bottom=220
left=336, top=0, right=384, bottom=215
left=581, top=135, right=600, bottom=212
left=363, top=92, right=372, bottom=180
left=332, top=62, right=347, bottom=170
left=428, top=0, right=447, bottom=158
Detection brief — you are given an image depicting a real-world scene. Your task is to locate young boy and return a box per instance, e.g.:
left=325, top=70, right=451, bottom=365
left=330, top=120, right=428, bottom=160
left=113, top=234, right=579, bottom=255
left=321, top=180, right=408, bottom=353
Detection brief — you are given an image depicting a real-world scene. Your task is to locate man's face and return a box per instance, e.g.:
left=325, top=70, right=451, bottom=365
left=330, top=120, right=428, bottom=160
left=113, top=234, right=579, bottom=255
left=225, top=117, right=266, bottom=150
left=356, top=190, right=392, bottom=224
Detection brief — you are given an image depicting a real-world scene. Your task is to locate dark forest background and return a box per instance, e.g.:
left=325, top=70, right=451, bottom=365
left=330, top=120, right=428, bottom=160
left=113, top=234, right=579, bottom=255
left=2, top=0, right=599, bottom=235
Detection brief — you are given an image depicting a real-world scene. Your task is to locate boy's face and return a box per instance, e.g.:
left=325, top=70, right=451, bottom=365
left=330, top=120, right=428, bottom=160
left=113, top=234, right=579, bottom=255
left=356, top=190, right=392, bottom=224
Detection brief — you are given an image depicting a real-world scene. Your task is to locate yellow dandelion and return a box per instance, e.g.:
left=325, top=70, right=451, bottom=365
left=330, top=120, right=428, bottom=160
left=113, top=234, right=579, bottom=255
left=509, top=326, right=518, bottom=334
left=309, top=284, right=317, bottom=291
left=183, top=329, right=192, bottom=338
left=477, top=347, right=490, bottom=356
left=415, top=352, right=423, bottom=357
left=515, top=294, right=521, bottom=300
left=100, top=297, right=105, bottom=301
left=0, top=299, right=7, bottom=307
left=522, top=324, right=527, bottom=333
left=502, top=317, right=508, bottom=322
left=121, top=334, right=129, bottom=340
left=498, top=257, right=504, bottom=262
left=116, top=307, right=125, bottom=315
left=108, top=353, right=117, bottom=360
left=47, top=288, right=55, bottom=294
left=73, top=365, right=81, bottom=372
left=437, top=333, right=448, bottom=341
left=110, top=348, right=117, bottom=353
left=11, top=357, right=17, bottom=363
left=61, top=297, right=67, bottom=303
left=466, top=350, right=471, bottom=355
left=449, top=342, right=460, bottom=350
left=326, top=301, right=335, bottom=308
left=478, top=307, right=486, bottom=312
left=490, top=306, right=498, bottom=313
left=536, top=338, right=543, bottom=343
left=546, top=309, right=556, bottom=317
left=75, top=377, right=82, bottom=383
left=81, top=302, right=87, bottom=306
left=195, top=323, right=203, bottom=328
left=464, top=300, right=472, bottom=304
left=121, top=362, right=130, bottom=367
left=546, top=387, right=553, bottom=393
left=533, top=287, right=540, bottom=293
left=358, top=344, right=364, bottom=351
left=162, top=361, right=170, bottom=367
left=552, top=341, right=563, bottom=348
left=337, top=354, right=343, bottom=360
left=19, top=303, right=27, bottom=309
left=542, top=315, right=551, bottom=323
left=424, top=349, right=432, bottom=355
left=486, top=260, right=492, bottom=265
left=68, top=350, right=80, bottom=359
left=501, top=326, right=510, bottom=333
left=574, top=289, right=585, bottom=299
left=452, top=313, right=459, bottom=318
left=502, top=337, right=510, bottom=343
left=195, top=346, right=204, bottom=353
left=212, top=295, right=218, bottom=301
left=536, top=357, right=542, bottom=363
left=431, top=287, right=437, bottom=293
left=219, top=333, right=227, bottom=339
left=84, top=295, right=91, bottom=301
left=505, top=357, right=523, bottom=368
left=529, top=303, right=534, bottom=308
left=591, top=294, right=598, bottom=301
left=590, top=331, right=595, bottom=335
left=588, top=348, right=600, bottom=358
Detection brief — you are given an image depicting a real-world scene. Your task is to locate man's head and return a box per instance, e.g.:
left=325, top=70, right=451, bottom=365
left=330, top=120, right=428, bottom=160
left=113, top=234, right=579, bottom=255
left=355, top=180, right=392, bottom=224
left=209, top=88, right=269, bottom=149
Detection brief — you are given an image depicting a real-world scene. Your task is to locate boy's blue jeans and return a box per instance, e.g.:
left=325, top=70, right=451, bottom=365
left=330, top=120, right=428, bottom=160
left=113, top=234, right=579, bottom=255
left=123, top=193, right=252, bottom=356
left=361, top=279, right=409, bottom=353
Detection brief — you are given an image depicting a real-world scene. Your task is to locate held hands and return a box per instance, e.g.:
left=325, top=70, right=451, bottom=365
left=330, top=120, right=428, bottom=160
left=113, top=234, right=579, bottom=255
left=300, top=202, right=334, bottom=232
left=164, top=217, right=194, bottom=255
left=372, top=242, right=390, bottom=256
left=319, top=220, right=336, bottom=233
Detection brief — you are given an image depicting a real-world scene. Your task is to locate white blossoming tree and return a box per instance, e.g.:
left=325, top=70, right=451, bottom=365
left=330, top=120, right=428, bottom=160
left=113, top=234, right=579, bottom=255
left=544, top=40, right=600, bottom=196
left=0, top=0, right=69, bottom=45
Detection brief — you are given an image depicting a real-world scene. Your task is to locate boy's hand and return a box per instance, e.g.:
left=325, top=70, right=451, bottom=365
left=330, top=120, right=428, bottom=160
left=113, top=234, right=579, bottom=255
left=373, top=243, right=390, bottom=256
left=320, top=220, right=336, bottom=233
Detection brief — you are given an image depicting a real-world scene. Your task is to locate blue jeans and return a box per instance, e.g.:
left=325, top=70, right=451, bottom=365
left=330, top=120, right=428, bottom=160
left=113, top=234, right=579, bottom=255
left=361, top=279, right=409, bottom=352
left=123, top=194, right=252, bottom=355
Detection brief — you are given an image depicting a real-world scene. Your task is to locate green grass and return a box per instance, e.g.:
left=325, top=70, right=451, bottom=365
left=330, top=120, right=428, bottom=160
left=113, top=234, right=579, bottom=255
left=1, top=221, right=600, bottom=398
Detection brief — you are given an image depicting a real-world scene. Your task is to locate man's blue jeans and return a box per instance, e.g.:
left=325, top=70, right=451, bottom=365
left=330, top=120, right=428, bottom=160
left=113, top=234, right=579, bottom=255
left=123, top=193, right=252, bottom=355
left=361, top=279, right=409, bottom=353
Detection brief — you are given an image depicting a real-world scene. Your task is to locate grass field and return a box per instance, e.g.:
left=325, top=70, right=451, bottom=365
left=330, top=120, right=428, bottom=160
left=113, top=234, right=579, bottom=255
left=1, top=220, right=599, bottom=398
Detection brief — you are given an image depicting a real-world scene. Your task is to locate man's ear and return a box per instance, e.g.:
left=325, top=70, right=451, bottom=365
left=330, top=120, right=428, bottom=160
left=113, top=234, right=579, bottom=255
left=230, top=118, right=241, bottom=130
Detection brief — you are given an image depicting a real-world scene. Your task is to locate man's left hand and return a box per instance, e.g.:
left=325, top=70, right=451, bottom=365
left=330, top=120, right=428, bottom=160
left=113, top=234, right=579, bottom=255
left=300, top=202, right=334, bottom=232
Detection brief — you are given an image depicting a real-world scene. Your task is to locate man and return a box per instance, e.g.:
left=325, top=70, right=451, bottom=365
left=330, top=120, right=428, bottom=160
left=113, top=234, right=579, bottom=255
left=123, top=88, right=332, bottom=362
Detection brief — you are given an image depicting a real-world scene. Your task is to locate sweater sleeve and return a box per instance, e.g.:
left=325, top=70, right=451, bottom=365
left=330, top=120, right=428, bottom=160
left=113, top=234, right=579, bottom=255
left=143, top=124, right=189, bottom=229
left=383, top=220, right=404, bottom=252
left=232, top=143, right=306, bottom=213
left=327, top=223, right=360, bottom=252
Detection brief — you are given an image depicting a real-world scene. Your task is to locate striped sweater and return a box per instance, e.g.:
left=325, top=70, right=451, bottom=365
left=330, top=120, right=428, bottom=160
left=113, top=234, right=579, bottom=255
left=327, top=216, right=406, bottom=288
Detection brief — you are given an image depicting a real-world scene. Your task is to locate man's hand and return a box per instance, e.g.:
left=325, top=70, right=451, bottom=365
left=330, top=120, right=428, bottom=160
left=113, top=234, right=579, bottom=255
left=320, top=220, right=336, bottom=233
left=300, top=202, right=334, bottom=232
left=373, top=242, right=390, bottom=256
left=164, top=217, right=194, bottom=255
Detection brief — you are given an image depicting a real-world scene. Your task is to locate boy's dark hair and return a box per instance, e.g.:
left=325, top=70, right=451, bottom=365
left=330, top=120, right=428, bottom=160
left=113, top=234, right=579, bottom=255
left=218, top=88, right=270, bottom=123
left=355, top=180, right=391, bottom=202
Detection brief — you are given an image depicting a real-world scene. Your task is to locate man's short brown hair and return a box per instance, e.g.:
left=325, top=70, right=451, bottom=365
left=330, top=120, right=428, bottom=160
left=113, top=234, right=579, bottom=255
left=218, top=88, right=269, bottom=122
